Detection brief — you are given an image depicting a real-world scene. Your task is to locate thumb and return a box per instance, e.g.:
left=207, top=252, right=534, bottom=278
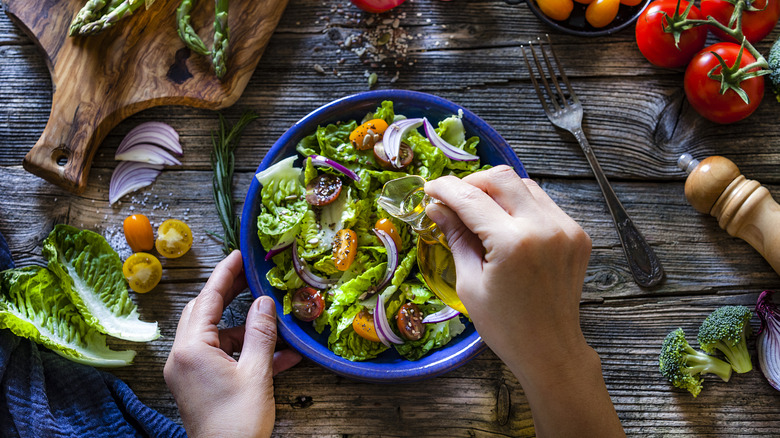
left=239, top=296, right=277, bottom=377
left=425, top=203, right=484, bottom=288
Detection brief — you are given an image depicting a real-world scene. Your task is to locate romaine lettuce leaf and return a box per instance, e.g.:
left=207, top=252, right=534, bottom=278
left=256, top=158, right=308, bottom=244
left=0, top=266, right=136, bottom=367
left=42, top=224, right=159, bottom=342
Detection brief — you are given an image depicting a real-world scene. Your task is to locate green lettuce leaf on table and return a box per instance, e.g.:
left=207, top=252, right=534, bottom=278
left=0, top=266, right=136, bottom=367
left=42, top=224, right=159, bottom=342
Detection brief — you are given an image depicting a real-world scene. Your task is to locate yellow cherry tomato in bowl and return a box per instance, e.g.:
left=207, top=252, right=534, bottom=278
left=536, top=0, right=574, bottom=21
left=374, top=218, right=402, bottom=250
left=155, top=219, right=193, bottom=259
left=333, top=228, right=357, bottom=271
left=123, top=252, right=162, bottom=293
left=353, top=308, right=381, bottom=342
left=585, top=0, right=620, bottom=28
left=123, top=214, right=154, bottom=252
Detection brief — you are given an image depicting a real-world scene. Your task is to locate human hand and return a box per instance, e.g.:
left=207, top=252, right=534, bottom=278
left=424, top=165, right=592, bottom=373
left=164, top=250, right=302, bottom=438
left=425, top=166, right=623, bottom=437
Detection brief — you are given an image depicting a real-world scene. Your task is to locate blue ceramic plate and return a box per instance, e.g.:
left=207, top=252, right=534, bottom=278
left=240, top=90, right=527, bottom=383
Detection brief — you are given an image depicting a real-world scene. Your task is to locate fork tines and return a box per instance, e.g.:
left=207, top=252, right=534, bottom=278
left=521, top=35, right=579, bottom=114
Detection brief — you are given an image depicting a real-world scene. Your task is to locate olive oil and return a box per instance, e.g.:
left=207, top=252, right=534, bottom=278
left=378, top=176, right=468, bottom=315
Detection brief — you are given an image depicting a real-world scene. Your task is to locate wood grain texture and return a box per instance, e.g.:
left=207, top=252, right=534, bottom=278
left=1, top=0, right=288, bottom=194
left=4, top=0, right=780, bottom=436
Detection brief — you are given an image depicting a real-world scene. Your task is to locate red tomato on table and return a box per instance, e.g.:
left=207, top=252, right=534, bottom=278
left=701, top=0, right=780, bottom=44
left=635, top=0, right=708, bottom=68
left=350, top=0, right=406, bottom=13
left=683, top=42, right=765, bottom=124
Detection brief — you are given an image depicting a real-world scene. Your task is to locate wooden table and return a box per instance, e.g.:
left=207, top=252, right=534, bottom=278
left=3, top=0, right=780, bottom=436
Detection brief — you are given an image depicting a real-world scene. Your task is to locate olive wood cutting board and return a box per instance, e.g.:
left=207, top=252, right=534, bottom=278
left=2, top=0, right=288, bottom=193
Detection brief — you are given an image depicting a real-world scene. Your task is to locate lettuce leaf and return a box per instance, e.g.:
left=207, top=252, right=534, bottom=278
left=42, top=224, right=159, bottom=342
left=256, top=158, right=308, bottom=246
left=0, top=266, right=136, bottom=367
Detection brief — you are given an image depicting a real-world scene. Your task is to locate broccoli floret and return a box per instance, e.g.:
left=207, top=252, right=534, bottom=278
left=659, top=328, right=732, bottom=397
left=769, top=36, right=780, bottom=102
left=697, top=305, right=753, bottom=373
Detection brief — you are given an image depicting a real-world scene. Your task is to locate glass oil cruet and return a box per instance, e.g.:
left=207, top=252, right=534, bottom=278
left=377, top=175, right=467, bottom=315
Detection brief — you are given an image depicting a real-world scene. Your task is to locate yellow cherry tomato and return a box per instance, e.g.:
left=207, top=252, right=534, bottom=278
left=574, top=0, right=594, bottom=4
left=585, top=0, right=620, bottom=28
left=155, top=219, right=193, bottom=259
left=332, top=228, right=357, bottom=271
left=536, top=0, right=574, bottom=21
left=349, top=118, right=388, bottom=150
left=123, top=214, right=154, bottom=253
left=123, top=252, right=162, bottom=293
left=352, top=308, right=381, bottom=343
left=375, top=218, right=402, bottom=250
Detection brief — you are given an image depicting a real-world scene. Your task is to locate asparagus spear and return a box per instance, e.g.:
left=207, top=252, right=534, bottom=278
left=69, top=0, right=109, bottom=36
left=176, top=0, right=210, bottom=56
left=78, top=0, right=145, bottom=36
left=211, top=0, right=229, bottom=79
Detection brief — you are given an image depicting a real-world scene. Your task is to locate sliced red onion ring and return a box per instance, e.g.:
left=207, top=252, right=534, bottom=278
left=374, top=293, right=405, bottom=347
left=383, top=118, right=423, bottom=168
left=264, top=242, right=293, bottom=261
left=109, top=161, right=164, bottom=205
left=422, top=305, right=461, bottom=324
left=373, top=228, right=399, bottom=292
left=423, top=118, right=479, bottom=161
left=291, top=240, right=337, bottom=289
left=116, top=143, right=182, bottom=165
left=117, top=122, right=183, bottom=156
left=309, top=155, right=360, bottom=181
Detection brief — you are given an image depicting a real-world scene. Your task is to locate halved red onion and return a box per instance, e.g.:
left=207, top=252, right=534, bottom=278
left=373, top=228, right=399, bottom=292
left=116, top=143, right=182, bottom=165
left=291, top=240, right=336, bottom=289
left=423, top=118, right=479, bottom=161
left=382, top=118, right=423, bottom=168
left=117, top=122, right=183, bottom=156
left=422, top=305, right=461, bottom=324
left=757, top=290, right=780, bottom=391
left=374, top=293, right=405, bottom=347
left=109, top=161, right=163, bottom=205
left=309, top=155, right=360, bottom=181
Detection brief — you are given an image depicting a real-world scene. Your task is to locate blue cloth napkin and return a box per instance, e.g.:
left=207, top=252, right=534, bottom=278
left=0, top=231, right=186, bottom=437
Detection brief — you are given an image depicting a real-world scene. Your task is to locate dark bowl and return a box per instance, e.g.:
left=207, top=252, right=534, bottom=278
left=240, top=90, right=527, bottom=383
left=524, top=0, right=650, bottom=36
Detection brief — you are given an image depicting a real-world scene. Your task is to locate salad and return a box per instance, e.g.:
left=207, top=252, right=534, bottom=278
left=255, top=101, right=490, bottom=362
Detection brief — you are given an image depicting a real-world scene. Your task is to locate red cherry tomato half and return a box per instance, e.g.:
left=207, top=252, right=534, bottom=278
left=396, top=302, right=425, bottom=341
left=635, top=0, right=708, bottom=68
left=701, top=0, right=780, bottom=44
left=350, top=0, right=406, bottom=13
left=683, top=42, right=765, bottom=124
left=305, top=174, right=342, bottom=206
left=291, top=287, right=324, bottom=322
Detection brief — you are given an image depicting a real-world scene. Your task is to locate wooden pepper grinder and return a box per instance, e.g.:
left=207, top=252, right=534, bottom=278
left=678, top=153, right=780, bottom=276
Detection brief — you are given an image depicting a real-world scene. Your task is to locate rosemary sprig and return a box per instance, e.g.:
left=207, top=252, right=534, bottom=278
left=210, top=110, right=258, bottom=256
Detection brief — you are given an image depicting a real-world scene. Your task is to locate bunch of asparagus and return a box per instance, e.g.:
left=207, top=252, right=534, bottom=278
left=69, top=0, right=231, bottom=79
left=176, top=0, right=230, bottom=79
left=69, top=0, right=146, bottom=36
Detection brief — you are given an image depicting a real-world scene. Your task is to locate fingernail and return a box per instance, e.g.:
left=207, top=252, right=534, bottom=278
left=425, top=204, right=446, bottom=226
left=255, top=296, right=275, bottom=316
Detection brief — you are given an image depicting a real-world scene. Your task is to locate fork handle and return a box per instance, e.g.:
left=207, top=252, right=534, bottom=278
left=571, top=128, right=665, bottom=287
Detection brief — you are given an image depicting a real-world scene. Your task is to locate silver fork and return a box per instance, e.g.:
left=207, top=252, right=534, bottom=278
left=522, top=35, right=664, bottom=288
